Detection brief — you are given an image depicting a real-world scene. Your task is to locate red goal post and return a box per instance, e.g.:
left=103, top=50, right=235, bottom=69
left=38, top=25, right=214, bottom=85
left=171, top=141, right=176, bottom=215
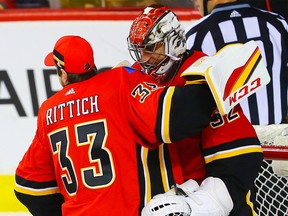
left=262, top=145, right=288, bottom=160
left=253, top=124, right=288, bottom=216
left=254, top=123, right=288, bottom=160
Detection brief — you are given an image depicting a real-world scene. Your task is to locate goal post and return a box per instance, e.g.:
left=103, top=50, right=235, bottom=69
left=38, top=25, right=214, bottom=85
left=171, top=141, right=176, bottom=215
left=253, top=124, right=288, bottom=216
left=262, top=145, right=288, bottom=160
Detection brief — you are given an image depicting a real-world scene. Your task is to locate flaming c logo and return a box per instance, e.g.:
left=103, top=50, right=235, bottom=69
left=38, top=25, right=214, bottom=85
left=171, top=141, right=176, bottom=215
left=223, top=47, right=261, bottom=101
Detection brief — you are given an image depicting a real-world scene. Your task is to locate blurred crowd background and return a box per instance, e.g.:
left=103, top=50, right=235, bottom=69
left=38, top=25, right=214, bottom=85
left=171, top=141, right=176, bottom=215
left=0, top=0, right=194, bottom=9
left=0, top=0, right=287, bottom=20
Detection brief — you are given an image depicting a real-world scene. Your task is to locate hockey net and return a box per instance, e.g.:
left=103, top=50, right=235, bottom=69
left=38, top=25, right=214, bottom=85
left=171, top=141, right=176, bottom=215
left=253, top=124, right=288, bottom=216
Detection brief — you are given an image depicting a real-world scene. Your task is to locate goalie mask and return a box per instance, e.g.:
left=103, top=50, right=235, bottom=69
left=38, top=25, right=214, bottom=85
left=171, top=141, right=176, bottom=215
left=127, top=4, right=186, bottom=83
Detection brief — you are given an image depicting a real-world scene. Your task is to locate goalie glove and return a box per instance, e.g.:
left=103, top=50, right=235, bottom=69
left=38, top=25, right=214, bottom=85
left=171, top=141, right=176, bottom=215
left=180, top=43, right=243, bottom=80
left=181, top=41, right=270, bottom=115
left=154, top=179, right=200, bottom=196
left=184, top=177, right=233, bottom=216
left=141, top=179, right=199, bottom=216
left=141, top=177, right=233, bottom=216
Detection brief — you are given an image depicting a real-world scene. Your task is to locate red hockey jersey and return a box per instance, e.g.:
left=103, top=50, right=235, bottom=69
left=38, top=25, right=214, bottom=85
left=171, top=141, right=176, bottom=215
left=15, top=66, right=215, bottom=215
left=134, top=49, right=264, bottom=215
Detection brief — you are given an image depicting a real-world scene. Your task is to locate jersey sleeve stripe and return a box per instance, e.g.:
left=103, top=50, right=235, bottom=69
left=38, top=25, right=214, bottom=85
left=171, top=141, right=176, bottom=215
left=142, top=147, right=152, bottom=204
left=158, top=144, right=169, bottom=192
left=14, top=174, right=60, bottom=196
left=204, top=145, right=263, bottom=164
left=161, top=87, right=175, bottom=143
left=15, top=184, right=60, bottom=196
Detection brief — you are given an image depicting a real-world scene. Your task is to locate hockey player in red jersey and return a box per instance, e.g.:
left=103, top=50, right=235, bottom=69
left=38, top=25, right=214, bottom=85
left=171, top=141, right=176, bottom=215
left=14, top=35, right=218, bottom=216
left=127, top=4, right=264, bottom=216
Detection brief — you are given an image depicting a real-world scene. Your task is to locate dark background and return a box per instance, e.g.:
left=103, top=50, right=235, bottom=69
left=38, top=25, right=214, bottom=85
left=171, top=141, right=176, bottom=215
left=250, top=0, right=288, bottom=20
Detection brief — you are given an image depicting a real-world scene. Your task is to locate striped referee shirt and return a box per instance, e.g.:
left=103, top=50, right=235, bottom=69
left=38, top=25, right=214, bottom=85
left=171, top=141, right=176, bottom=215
left=186, top=2, right=288, bottom=125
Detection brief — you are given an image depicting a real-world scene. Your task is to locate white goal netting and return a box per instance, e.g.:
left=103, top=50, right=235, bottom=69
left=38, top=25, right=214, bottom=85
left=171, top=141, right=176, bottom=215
left=253, top=124, right=288, bottom=216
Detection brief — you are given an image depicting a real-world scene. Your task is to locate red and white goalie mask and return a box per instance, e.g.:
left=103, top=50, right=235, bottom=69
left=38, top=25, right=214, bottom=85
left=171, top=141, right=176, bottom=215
left=127, top=4, right=187, bottom=83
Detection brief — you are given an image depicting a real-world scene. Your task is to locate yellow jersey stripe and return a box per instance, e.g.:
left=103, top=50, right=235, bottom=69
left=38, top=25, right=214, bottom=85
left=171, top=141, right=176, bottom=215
left=204, top=145, right=263, bottom=164
left=161, top=87, right=175, bottom=143
left=142, top=147, right=151, bottom=204
left=246, top=190, right=257, bottom=216
left=15, top=184, right=59, bottom=196
left=158, top=144, right=169, bottom=192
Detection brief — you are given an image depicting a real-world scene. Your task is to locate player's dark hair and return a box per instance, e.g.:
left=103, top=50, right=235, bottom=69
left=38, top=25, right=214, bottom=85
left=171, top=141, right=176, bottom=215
left=56, top=65, right=98, bottom=84
left=67, top=66, right=98, bottom=84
